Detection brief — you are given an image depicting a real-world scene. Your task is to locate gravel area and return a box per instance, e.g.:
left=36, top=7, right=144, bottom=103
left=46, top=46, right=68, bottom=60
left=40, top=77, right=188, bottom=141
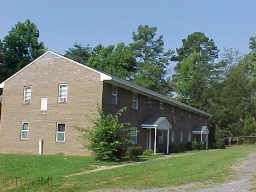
left=95, top=151, right=256, bottom=192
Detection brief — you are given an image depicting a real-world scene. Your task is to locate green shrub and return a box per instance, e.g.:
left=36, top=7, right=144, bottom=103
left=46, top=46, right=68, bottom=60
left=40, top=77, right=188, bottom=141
left=192, top=141, right=205, bottom=150
left=184, top=142, right=192, bottom=151
left=142, top=149, right=154, bottom=156
left=170, top=144, right=185, bottom=153
left=126, top=146, right=143, bottom=160
left=89, top=108, right=129, bottom=161
left=216, top=139, right=226, bottom=149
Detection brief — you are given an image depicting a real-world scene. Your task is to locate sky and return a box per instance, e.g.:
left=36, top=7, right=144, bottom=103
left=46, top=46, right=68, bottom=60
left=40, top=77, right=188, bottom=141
left=1, top=0, right=255, bottom=56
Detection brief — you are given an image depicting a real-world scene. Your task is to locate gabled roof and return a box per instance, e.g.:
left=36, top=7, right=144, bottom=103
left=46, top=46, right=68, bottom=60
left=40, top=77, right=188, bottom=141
left=0, top=50, right=210, bottom=117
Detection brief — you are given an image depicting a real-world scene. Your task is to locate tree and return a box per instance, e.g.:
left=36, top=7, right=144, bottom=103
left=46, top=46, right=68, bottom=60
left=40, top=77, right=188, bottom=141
left=0, top=19, right=45, bottom=81
left=130, top=25, right=174, bottom=94
left=89, top=108, right=129, bottom=161
left=64, top=44, right=92, bottom=64
left=87, top=43, right=136, bottom=79
left=172, top=32, right=220, bottom=109
left=64, top=43, right=136, bottom=80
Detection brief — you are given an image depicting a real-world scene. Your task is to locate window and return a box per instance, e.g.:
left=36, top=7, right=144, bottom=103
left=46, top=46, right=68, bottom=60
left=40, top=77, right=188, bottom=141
left=24, top=86, right=32, bottom=104
left=41, top=98, right=47, bottom=114
left=21, top=122, right=29, bottom=140
left=180, top=131, right=183, bottom=143
left=160, top=102, right=164, bottom=111
left=130, top=127, right=137, bottom=144
left=180, top=111, right=184, bottom=120
left=188, top=132, right=192, bottom=142
left=147, top=97, right=152, bottom=108
left=111, top=86, right=118, bottom=104
left=56, top=123, right=66, bottom=142
left=131, top=94, right=139, bottom=110
left=171, top=131, right=175, bottom=144
left=58, top=84, right=68, bottom=103
left=159, top=131, right=164, bottom=144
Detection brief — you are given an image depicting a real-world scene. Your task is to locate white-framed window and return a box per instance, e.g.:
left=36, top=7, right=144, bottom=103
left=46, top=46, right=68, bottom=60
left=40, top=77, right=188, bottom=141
left=160, top=102, right=164, bottom=111
left=147, top=97, right=152, bottom=108
left=58, top=84, right=68, bottom=103
left=130, top=127, right=137, bottom=144
left=24, top=86, right=32, bottom=104
left=180, top=131, right=183, bottom=143
left=41, top=97, right=48, bottom=114
left=111, top=86, right=118, bottom=104
left=131, top=94, right=139, bottom=110
left=188, top=132, right=192, bottom=142
left=21, top=122, right=29, bottom=140
left=56, top=123, right=66, bottom=142
left=171, top=131, right=175, bottom=144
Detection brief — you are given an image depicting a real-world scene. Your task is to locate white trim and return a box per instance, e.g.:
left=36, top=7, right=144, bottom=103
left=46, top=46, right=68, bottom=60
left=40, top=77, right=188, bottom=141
left=58, top=83, right=68, bottom=103
left=21, top=122, right=29, bottom=140
left=23, top=86, right=32, bottom=104
left=56, top=123, right=66, bottom=142
left=0, top=50, right=112, bottom=86
left=0, top=82, right=4, bottom=88
left=46, top=51, right=112, bottom=82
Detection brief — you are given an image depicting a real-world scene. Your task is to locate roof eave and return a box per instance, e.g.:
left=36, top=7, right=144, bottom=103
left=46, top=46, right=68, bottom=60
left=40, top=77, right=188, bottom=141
left=106, top=77, right=211, bottom=117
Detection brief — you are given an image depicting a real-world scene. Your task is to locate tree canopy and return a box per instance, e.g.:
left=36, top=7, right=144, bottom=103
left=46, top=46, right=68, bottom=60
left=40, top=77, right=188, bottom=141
left=0, top=19, right=45, bottom=81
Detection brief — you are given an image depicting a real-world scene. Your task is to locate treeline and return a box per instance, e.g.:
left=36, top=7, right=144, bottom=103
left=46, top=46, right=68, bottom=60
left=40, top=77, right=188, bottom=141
left=1, top=19, right=256, bottom=143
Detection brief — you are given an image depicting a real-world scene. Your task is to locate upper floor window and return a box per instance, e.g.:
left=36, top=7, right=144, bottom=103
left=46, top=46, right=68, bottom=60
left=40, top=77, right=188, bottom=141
left=24, top=86, right=32, bottom=104
left=160, top=102, right=164, bottom=111
left=41, top=97, right=48, bottom=114
left=58, top=84, right=68, bottom=103
left=112, top=86, right=118, bottom=105
left=147, top=97, right=152, bottom=108
left=180, top=111, right=184, bottom=120
left=131, top=94, right=139, bottom=110
left=56, top=123, right=66, bottom=142
left=21, top=122, right=29, bottom=140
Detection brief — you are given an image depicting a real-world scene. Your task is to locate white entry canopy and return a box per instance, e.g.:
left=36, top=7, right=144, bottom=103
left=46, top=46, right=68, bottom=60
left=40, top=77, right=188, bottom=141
left=192, top=125, right=209, bottom=135
left=141, top=116, right=172, bottom=130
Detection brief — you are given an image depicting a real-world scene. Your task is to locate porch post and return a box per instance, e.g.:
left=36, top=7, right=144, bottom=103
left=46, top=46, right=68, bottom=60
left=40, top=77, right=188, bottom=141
left=154, top=127, right=157, bottom=155
left=167, top=129, right=170, bottom=154
left=149, top=129, right=152, bottom=149
left=206, top=133, right=208, bottom=151
left=200, top=131, right=203, bottom=142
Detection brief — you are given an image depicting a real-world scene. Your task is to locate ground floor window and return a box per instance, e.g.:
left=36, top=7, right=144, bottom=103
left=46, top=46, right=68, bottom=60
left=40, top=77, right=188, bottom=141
left=56, top=123, right=66, bottom=142
left=171, top=131, right=175, bottom=144
left=180, top=131, right=183, bottom=143
left=130, top=127, right=137, bottom=144
left=188, top=132, right=192, bottom=142
left=21, top=122, right=29, bottom=140
left=159, top=131, right=164, bottom=144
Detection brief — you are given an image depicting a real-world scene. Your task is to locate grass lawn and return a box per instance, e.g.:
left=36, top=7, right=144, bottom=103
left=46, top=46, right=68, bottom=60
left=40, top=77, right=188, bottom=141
left=1, top=145, right=256, bottom=191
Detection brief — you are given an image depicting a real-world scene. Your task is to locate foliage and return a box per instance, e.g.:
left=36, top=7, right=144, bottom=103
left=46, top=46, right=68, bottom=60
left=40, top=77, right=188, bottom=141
left=89, top=107, right=129, bottom=161
left=142, top=149, right=154, bottom=156
left=192, top=141, right=205, bottom=150
left=126, top=146, right=143, bottom=160
left=0, top=19, right=45, bottom=81
left=64, top=44, right=92, bottom=64
left=130, top=25, right=174, bottom=94
left=169, top=143, right=185, bottom=153
left=172, top=32, right=221, bottom=110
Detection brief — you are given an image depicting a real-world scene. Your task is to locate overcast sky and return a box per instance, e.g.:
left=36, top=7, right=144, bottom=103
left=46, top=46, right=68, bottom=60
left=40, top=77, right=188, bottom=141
left=1, top=0, right=255, bottom=56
